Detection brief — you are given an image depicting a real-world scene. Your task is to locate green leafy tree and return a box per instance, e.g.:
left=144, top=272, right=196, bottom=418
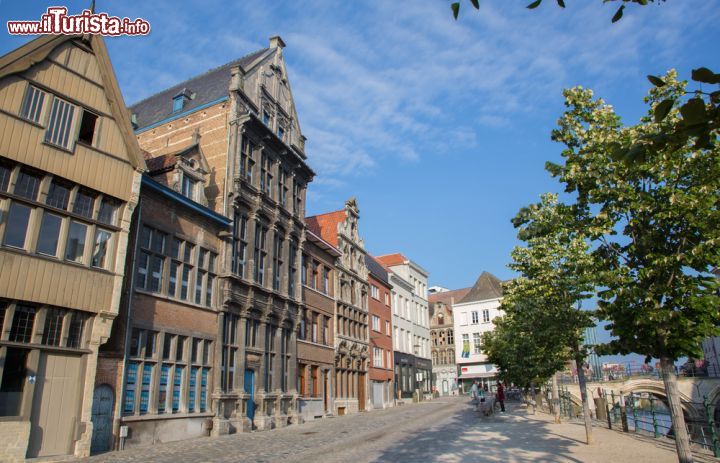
left=503, top=193, right=598, bottom=442
left=483, top=297, right=569, bottom=421
left=548, top=71, right=720, bottom=463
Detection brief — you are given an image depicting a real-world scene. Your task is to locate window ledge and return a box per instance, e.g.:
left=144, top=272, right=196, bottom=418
left=41, top=140, right=75, bottom=154
left=134, top=289, right=217, bottom=313
left=297, top=339, right=333, bottom=350
left=122, top=411, right=213, bottom=422
left=302, top=284, right=333, bottom=301
left=0, top=339, right=91, bottom=354
left=0, top=245, right=116, bottom=276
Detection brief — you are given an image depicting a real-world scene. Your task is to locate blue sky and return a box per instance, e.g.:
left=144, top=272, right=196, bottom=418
left=2, top=0, right=719, bottom=296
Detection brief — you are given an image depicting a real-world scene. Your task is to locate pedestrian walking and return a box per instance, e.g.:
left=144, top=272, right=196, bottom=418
left=496, top=381, right=506, bottom=412
left=470, top=380, right=479, bottom=410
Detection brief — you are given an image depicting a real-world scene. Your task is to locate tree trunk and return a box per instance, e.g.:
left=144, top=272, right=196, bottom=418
left=575, top=346, right=594, bottom=444
left=660, top=356, right=694, bottom=463
left=530, top=381, right=537, bottom=414
left=552, top=372, right=561, bottom=423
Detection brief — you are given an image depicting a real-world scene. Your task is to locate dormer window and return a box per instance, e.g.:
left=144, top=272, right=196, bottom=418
left=181, top=175, right=196, bottom=200
left=263, top=111, right=271, bottom=126
left=277, top=125, right=285, bottom=141
left=172, top=96, right=185, bottom=113
left=172, top=88, right=193, bottom=113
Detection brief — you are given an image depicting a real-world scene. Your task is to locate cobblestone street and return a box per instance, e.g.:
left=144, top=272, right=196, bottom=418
left=72, top=397, right=711, bottom=463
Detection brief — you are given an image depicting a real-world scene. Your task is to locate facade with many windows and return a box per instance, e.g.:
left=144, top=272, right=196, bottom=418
left=130, top=36, right=313, bottom=434
left=0, top=35, right=143, bottom=461
left=366, top=255, right=394, bottom=409
left=452, top=272, right=504, bottom=392
left=429, top=287, right=470, bottom=397
left=97, top=145, right=230, bottom=450
left=306, top=199, right=370, bottom=415
left=297, top=229, right=339, bottom=421
left=377, top=253, right=432, bottom=401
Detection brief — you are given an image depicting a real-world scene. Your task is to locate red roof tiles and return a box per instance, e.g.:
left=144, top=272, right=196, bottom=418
left=305, top=210, right=346, bottom=247
left=428, top=287, right=472, bottom=310
left=375, top=253, right=408, bottom=267
left=144, top=153, right=177, bottom=174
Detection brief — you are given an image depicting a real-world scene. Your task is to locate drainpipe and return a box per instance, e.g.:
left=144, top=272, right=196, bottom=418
left=115, top=197, right=143, bottom=451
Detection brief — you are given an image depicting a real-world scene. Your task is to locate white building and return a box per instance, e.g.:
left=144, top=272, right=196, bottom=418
left=453, top=272, right=504, bottom=392
left=428, top=285, right=450, bottom=295
left=377, top=254, right=432, bottom=400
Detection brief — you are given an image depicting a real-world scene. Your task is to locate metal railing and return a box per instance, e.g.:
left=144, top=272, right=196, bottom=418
left=550, top=386, right=720, bottom=458
left=556, top=363, right=718, bottom=385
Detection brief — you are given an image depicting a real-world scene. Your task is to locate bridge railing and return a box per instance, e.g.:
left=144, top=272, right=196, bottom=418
left=556, top=363, right=716, bottom=385
left=551, top=385, right=720, bottom=458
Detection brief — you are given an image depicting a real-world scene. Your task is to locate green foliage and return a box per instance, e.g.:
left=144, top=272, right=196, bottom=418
left=483, top=194, right=597, bottom=385
left=482, top=305, right=569, bottom=386
left=549, top=70, right=720, bottom=361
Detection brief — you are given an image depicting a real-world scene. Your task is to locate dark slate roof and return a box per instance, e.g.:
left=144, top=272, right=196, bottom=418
left=457, top=272, right=503, bottom=303
left=366, top=254, right=390, bottom=287
left=129, top=47, right=271, bottom=130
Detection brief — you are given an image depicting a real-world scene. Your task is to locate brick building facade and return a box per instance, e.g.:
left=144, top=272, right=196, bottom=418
left=129, top=36, right=314, bottom=434
left=366, top=255, right=394, bottom=409
left=297, top=229, right=340, bottom=420
left=97, top=145, right=230, bottom=450
left=377, top=254, right=432, bottom=401
left=306, top=199, right=370, bottom=415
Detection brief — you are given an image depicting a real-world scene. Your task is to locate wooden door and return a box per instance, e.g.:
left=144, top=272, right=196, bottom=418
left=90, top=384, right=114, bottom=454
left=27, top=353, right=82, bottom=458
left=244, top=369, right=255, bottom=421
left=358, top=373, right=365, bottom=411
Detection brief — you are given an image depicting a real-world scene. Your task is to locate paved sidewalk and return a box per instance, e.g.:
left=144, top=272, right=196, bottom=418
left=73, top=397, right=711, bottom=463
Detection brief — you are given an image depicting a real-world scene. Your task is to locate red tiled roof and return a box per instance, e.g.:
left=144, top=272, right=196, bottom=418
left=375, top=253, right=408, bottom=267
left=305, top=210, right=346, bottom=247
left=428, top=287, right=472, bottom=311
left=145, top=152, right=177, bottom=174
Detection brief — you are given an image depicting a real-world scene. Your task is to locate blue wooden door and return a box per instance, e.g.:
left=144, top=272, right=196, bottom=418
left=90, top=384, right=114, bottom=454
left=244, top=369, right=255, bottom=421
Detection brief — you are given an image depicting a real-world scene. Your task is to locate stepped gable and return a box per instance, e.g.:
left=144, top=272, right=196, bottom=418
left=305, top=210, right=346, bottom=247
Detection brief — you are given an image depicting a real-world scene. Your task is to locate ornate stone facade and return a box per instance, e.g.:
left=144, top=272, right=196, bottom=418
left=306, top=199, right=370, bottom=414
left=131, top=36, right=314, bottom=435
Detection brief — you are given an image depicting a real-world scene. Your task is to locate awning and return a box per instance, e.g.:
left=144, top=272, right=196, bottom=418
left=458, top=372, right=497, bottom=379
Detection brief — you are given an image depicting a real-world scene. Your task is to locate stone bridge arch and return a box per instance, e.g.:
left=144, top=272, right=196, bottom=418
left=619, top=378, right=701, bottom=422
left=564, top=377, right=704, bottom=421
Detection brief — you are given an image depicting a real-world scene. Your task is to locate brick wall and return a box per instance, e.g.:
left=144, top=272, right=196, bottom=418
left=368, top=274, right=393, bottom=382
left=136, top=102, right=229, bottom=214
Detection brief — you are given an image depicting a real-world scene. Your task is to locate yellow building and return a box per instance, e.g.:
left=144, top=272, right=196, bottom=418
left=0, top=34, right=144, bottom=461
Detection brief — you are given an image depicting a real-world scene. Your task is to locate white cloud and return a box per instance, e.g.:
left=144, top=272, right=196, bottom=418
left=101, top=0, right=718, bottom=183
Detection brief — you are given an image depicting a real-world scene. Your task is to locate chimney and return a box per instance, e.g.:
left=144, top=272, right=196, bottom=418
left=229, top=65, right=244, bottom=92
left=269, top=35, right=286, bottom=49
